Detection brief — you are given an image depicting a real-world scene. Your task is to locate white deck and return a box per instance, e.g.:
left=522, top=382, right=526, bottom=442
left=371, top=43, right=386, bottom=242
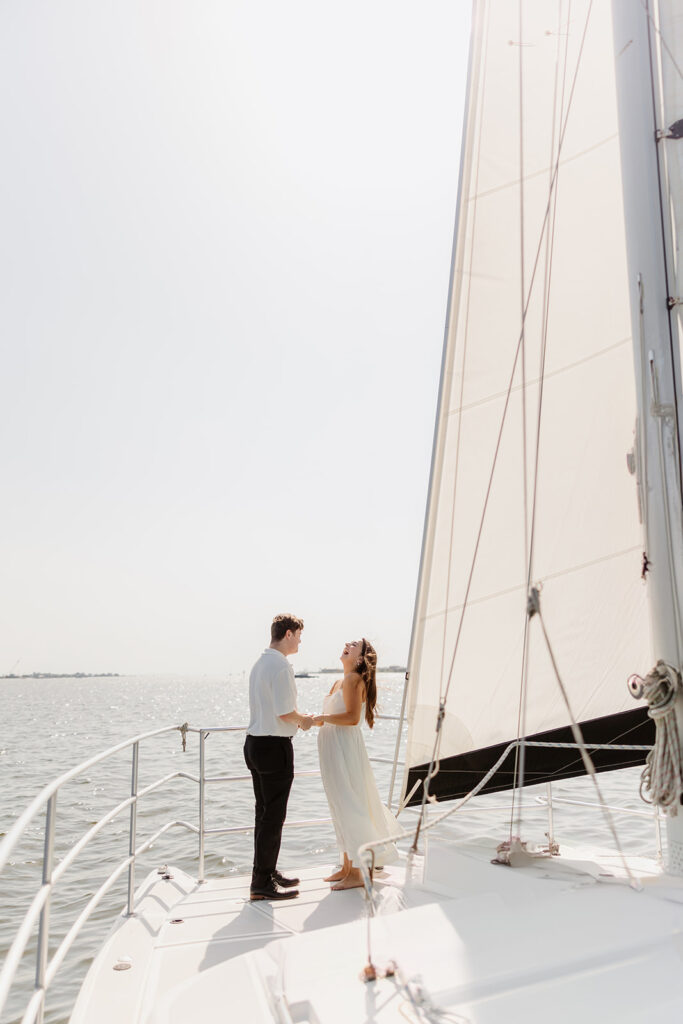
left=70, top=840, right=683, bottom=1023
left=69, top=860, right=424, bottom=1024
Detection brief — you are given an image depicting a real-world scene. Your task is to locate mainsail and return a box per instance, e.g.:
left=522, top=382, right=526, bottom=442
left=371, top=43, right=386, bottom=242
left=401, top=0, right=656, bottom=805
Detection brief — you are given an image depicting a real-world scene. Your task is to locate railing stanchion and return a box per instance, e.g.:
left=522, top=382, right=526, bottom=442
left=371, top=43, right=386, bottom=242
left=655, top=807, right=663, bottom=862
left=387, top=671, right=409, bottom=811
left=126, top=742, right=140, bottom=916
left=35, top=793, right=57, bottom=1024
left=546, top=782, right=554, bottom=849
left=199, top=730, right=206, bottom=882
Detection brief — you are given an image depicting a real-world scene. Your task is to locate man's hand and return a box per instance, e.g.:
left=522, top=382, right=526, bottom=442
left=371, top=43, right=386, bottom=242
left=299, top=715, right=314, bottom=731
left=312, top=715, right=324, bottom=727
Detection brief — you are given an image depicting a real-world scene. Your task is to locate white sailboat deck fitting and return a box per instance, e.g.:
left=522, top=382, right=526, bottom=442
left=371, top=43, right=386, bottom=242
left=70, top=843, right=683, bottom=1024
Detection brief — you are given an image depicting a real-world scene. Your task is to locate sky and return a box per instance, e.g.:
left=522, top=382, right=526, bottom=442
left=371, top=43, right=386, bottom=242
left=0, top=1, right=471, bottom=676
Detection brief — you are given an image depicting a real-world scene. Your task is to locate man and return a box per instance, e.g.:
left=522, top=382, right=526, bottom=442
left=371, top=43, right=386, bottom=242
left=244, top=613, right=313, bottom=901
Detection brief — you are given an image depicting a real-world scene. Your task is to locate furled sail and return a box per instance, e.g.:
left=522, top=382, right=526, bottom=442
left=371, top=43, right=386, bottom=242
left=658, top=4, right=683, bottom=354
left=402, top=0, right=655, bottom=805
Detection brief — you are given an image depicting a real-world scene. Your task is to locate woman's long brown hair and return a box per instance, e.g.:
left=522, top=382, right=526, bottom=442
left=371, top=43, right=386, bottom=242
left=356, top=638, right=378, bottom=728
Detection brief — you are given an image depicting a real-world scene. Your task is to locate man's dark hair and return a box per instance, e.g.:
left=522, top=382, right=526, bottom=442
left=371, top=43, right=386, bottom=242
left=271, top=613, right=304, bottom=642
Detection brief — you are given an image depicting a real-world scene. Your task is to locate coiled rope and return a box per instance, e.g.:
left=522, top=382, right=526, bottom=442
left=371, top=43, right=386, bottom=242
left=629, top=661, right=683, bottom=814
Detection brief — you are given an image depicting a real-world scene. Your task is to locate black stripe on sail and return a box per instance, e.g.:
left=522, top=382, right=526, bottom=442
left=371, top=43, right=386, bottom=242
left=404, top=706, right=654, bottom=806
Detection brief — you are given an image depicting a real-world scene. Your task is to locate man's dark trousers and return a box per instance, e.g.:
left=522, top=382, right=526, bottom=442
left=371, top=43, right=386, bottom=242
left=243, top=734, right=294, bottom=889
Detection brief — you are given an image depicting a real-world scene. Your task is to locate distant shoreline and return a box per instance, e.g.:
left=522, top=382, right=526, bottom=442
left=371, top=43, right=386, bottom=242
left=3, top=668, right=406, bottom=681
left=1, top=673, right=122, bottom=680
left=297, top=666, right=406, bottom=677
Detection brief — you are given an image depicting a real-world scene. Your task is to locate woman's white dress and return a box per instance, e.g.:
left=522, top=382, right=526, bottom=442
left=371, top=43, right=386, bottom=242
left=317, top=688, right=399, bottom=865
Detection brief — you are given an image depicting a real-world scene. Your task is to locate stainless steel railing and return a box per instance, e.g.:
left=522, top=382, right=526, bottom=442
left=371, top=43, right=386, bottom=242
left=9, top=718, right=661, bottom=1023
left=368, top=739, right=663, bottom=874
left=0, top=712, right=404, bottom=1024
left=358, top=738, right=665, bottom=922
left=534, top=787, right=664, bottom=861
left=0, top=724, right=188, bottom=1024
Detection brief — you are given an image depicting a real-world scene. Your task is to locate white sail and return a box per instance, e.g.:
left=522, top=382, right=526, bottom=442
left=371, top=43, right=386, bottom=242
left=402, top=0, right=653, bottom=802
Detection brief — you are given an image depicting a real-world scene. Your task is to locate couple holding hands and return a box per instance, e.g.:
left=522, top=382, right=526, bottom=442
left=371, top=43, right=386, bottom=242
left=243, top=613, right=398, bottom=901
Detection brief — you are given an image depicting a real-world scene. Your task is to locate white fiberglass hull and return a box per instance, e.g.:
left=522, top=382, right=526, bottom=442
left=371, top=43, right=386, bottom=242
left=70, top=842, right=683, bottom=1024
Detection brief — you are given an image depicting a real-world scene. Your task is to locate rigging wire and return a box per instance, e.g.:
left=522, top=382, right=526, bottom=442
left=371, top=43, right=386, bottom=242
left=534, top=715, right=658, bottom=783
left=508, top=0, right=532, bottom=841
left=450, top=335, right=631, bottom=415
left=519, top=0, right=530, bottom=586
left=528, top=588, right=641, bottom=889
left=511, top=0, right=573, bottom=837
left=440, top=0, right=595, bottom=710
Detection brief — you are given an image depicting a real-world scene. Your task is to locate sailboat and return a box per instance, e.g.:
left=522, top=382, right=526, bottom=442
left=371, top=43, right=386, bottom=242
left=2, top=0, right=683, bottom=1020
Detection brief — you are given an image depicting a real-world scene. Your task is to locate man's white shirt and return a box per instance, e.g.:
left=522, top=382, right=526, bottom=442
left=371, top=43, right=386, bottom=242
left=247, top=648, right=298, bottom=737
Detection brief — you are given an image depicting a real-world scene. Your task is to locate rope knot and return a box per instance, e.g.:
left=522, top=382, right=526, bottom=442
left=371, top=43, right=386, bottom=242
left=178, top=722, right=189, bottom=752
left=630, top=661, right=682, bottom=814
left=637, top=661, right=680, bottom=717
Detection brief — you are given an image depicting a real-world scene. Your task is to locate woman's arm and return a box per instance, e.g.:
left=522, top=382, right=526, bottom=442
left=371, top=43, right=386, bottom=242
left=314, top=674, right=363, bottom=726
left=279, top=709, right=314, bottom=730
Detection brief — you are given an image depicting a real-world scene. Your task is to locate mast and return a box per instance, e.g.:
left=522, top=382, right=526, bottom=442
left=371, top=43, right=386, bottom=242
left=612, top=0, right=683, bottom=874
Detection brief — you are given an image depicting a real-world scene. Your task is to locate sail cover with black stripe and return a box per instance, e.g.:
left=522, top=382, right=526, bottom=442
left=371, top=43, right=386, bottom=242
left=401, top=0, right=654, bottom=807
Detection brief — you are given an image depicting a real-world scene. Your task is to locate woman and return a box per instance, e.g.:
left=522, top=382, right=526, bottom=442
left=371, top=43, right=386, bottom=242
left=314, top=638, right=399, bottom=890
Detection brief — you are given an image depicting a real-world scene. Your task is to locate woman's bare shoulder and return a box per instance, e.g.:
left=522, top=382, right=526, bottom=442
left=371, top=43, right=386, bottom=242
left=343, top=671, right=363, bottom=687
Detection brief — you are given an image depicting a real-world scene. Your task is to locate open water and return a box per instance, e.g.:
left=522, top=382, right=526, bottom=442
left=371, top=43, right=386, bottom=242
left=0, top=672, right=662, bottom=1024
